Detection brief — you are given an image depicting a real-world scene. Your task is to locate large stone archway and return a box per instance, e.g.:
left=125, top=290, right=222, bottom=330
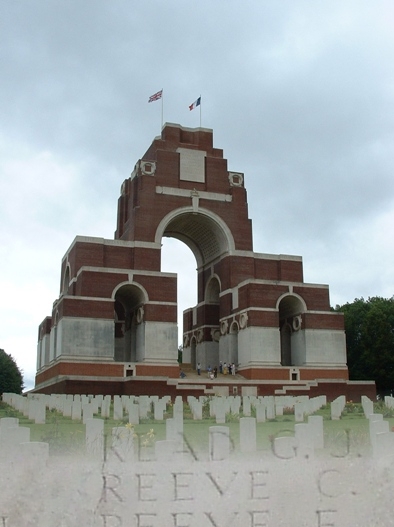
left=158, top=209, right=235, bottom=267
left=158, top=210, right=231, bottom=371
left=35, top=123, right=349, bottom=391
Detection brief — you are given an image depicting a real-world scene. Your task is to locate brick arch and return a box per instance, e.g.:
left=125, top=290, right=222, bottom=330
left=113, top=283, right=148, bottom=363
left=190, top=335, right=197, bottom=369
left=278, top=294, right=307, bottom=367
left=276, top=292, right=307, bottom=313
left=205, top=274, right=221, bottom=303
left=112, top=281, right=149, bottom=303
left=155, top=207, right=235, bottom=268
left=62, top=264, right=71, bottom=295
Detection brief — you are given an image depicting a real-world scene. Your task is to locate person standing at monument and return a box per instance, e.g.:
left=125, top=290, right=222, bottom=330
left=197, top=362, right=201, bottom=375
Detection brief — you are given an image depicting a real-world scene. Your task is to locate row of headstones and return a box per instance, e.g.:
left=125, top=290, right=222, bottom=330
left=330, top=394, right=394, bottom=422
left=3, top=394, right=393, bottom=461
left=187, top=394, right=327, bottom=423
left=2, top=406, right=392, bottom=463
left=2, top=392, right=326, bottom=426
left=2, top=392, right=48, bottom=424
left=361, top=394, right=394, bottom=418
left=85, top=395, right=393, bottom=460
left=2, top=392, right=175, bottom=425
left=4, top=391, right=389, bottom=431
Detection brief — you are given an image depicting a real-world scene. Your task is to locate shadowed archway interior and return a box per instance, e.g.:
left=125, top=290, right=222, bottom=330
left=163, top=211, right=230, bottom=268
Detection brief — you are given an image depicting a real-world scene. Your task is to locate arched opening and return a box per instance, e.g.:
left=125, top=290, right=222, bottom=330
left=280, top=323, right=292, bottom=366
left=62, top=265, right=70, bottom=295
left=53, top=311, right=59, bottom=360
left=114, top=284, right=146, bottom=362
left=229, top=320, right=239, bottom=369
left=158, top=209, right=233, bottom=373
left=156, top=208, right=234, bottom=267
left=205, top=275, right=220, bottom=304
left=278, top=295, right=306, bottom=366
left=190, top=336, right=197, bottom=369
left=161, top=237, right=197, bottom=347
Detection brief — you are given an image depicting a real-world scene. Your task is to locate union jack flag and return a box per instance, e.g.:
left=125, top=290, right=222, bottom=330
left=148, top=89, right=163, bottom=103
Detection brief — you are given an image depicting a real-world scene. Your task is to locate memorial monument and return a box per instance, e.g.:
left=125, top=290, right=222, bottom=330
left=34, top=123, right=374, bottom=399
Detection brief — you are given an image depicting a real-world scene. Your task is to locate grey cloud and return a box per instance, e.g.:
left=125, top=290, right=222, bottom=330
left=1, top=0, right=393, bottom=384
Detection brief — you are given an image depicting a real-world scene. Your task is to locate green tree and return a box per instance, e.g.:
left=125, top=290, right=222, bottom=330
left=0, top=349, right=24, bottom=394
left=335, top=297, right=394, bottom=394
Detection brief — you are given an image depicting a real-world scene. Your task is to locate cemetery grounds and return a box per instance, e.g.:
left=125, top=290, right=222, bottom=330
left=1, top=398, right=393, bottom=459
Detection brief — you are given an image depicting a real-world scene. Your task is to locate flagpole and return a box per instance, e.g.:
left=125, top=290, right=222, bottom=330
left=199, top=95, right=201, bottom=127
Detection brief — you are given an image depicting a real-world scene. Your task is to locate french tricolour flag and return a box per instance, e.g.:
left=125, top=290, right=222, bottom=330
left=189, top=97, right=201, bottom=111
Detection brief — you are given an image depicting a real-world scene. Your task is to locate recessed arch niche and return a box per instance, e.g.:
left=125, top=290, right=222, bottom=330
left=114, top=283, right=147, bottom=363
left=278, top=295, right=306, bottom=366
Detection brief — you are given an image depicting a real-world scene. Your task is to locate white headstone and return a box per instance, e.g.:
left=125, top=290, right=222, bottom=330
left=113, top=396, right=123, bottom=421
left=295, top=423, right=315, bottom=459
left=242, top=396, right=251, bottom=417
left=82, top=403, right=94, bottom=424
left=85, top=418, right=104, bottom=458
left=294, top=402, right=304, bottom=422
left=128, top=404, right=139, bottom=425
left=240, top=417, right=257, bottom=453
left=255, top=402, right=266, bottom=423
left=308, top=415, right=324, bottom=449
left=71, top=400, right=82, bottom=421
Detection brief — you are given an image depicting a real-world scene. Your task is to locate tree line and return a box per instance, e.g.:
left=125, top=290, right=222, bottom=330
left=335, top=296, right=394, bottom=395
left=0, top=348, right=24, bottom=395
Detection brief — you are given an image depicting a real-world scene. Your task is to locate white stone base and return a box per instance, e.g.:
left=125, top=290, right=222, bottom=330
left=304, top=329, right=347, bottom=366
left=237, top=326, right=281, bottom=367
left=196, top=340, right=219, bottom=371
left=143, top=321, right=178, bottom=362
left=56, top=317, right=114, bottom=359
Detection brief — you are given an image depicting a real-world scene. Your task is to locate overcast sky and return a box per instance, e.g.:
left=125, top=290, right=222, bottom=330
left=1, top=1, right=393, bottom=391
